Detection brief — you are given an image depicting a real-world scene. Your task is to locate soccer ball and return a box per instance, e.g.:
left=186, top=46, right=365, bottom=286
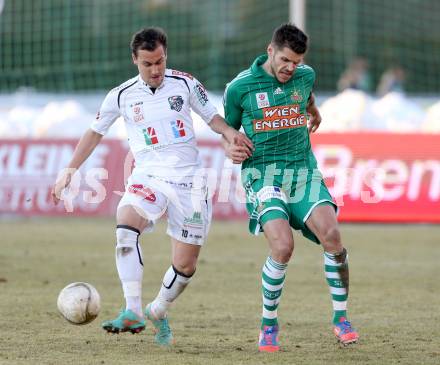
left=57, top=282, right=101, bottom=325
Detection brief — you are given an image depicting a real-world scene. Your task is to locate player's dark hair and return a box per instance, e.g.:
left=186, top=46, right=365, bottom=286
left=271, top=23, right=308, bottom=54
left=131, top=27, right=167, bottom=56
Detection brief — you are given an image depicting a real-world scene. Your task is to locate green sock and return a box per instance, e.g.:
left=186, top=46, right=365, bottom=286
left=261, top=256, right=287, bottom=329
left=324, top=249, right=349, bottom=325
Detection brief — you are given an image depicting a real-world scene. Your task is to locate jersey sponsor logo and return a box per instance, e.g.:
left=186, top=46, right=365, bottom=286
left=256, top=92, right=270, bottom=108
left=142, top=127, right=159, bottom=145
left=194, top=83, right=208, bottom=106
left=183, top=211, right=203, bottom=228
left=172, top=70, right=194, bottom=80
left=254, top=116, right=306, bottom=132
left=132, top=105, right=145, bottom=122
left=257, top=186, right=288, bottom=203
left=253, top=104, right=306, bottom=132
left=128, top=184, right=157, bottom=202
left=170, top=120, right=186, bottom=138
left=146, top=175, right=194, bottom=188
left=168, top=95, right=184, bottom=112
left=274, top=87, right=284, bottom=95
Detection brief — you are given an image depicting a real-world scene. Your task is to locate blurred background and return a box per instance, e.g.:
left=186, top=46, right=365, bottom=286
left=2, top=4, right=439, bottom=363
left=0, top=0, right=439, bottom=221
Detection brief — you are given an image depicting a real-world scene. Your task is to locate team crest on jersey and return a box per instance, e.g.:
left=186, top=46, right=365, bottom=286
left=170, top=120, right=186, bottom=138
left=256, top=92, right=270, bottom=108
left=291, top=90, right=303, bottom=102
left=168, top=95, right=184, bottom=112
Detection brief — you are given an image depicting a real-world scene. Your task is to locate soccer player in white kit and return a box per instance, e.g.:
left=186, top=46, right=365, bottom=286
left=52, top=27, right=253, bottom=345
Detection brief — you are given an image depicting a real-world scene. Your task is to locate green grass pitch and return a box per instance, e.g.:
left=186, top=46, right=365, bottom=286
left=0, top=218, right=439, bottom=365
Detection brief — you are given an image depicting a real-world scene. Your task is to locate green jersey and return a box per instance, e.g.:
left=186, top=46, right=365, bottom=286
left=224, top=54, right=336, bottom=242
left=224, top=54, right=317, bottom=173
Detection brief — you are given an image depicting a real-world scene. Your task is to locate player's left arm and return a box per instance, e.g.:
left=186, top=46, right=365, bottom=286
left=307, top=92, right=322, bottom=133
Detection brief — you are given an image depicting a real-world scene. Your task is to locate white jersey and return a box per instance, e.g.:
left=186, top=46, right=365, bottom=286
left=91, top=69, right=218, bottom=177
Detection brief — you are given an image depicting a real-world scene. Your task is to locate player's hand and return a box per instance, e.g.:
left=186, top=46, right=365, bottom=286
left=225, top=136, right=253, bottom=164
left=223, top=128, right=254, bottom=155
left=307, top=105, right=322, bottom=133
left=51, top=170, right=73, bottom=205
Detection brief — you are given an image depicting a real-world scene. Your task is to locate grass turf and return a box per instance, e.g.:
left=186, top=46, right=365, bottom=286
left=0, top=218, right=439, bottom=365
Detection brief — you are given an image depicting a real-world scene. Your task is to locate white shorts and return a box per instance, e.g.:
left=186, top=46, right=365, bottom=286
left=117, top=169, right=212, bottom=245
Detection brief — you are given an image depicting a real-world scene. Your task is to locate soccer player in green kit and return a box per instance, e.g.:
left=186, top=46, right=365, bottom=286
left=223, top=24, right=359, bottom=351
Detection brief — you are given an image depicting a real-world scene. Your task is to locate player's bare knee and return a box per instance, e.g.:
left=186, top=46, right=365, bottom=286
left=323, top=225, right=340, bottom=243
left=271, top=236, right=294, bottom=262
left=117, top=205, right=149, bottom=231
left=277, top=246, right=293, bottom=262
left=321, top=226, right=342, bottom=252
left=172, top=261, right=197, bottom=277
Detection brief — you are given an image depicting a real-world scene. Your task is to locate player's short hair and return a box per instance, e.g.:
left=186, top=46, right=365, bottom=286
left=271, top=23, right=308, bottom=54
left=131, top=27, right=167, bottom=56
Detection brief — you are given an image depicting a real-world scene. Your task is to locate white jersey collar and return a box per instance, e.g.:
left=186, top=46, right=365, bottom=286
left=137, top=75, right=166, bottom=94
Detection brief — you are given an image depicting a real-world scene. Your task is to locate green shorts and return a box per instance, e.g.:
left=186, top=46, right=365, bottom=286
left=244, top=170, right=337, bottom=244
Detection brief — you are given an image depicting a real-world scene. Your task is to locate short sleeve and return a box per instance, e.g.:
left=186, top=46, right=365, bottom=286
left=189, top=78, right=218, bottom=124
left=90, top=89, right=120, bottom=135
left=223, top=81, right=243, bottom=130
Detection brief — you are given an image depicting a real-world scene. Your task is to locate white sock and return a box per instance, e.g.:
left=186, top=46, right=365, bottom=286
left=115, top=225, right=143, bottom=318
left=150, top=265, right=193, bottom=319
left=125, top=296, right=142, bottom=316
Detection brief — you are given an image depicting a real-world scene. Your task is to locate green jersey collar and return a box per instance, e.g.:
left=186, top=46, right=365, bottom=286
left=251, top=54, right=274, bottom=80
left=251, top=54, right=310, bottom=83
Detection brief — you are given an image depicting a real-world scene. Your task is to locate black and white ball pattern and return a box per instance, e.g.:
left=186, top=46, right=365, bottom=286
left=57, top=282, right=101, bottom=325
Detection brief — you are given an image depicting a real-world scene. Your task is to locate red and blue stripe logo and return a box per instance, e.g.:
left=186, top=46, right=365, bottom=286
left=171, top=120, right=186, bottom=138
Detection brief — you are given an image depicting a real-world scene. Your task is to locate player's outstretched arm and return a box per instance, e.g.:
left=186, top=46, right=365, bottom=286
left=51, top=129, right=103, bottom=205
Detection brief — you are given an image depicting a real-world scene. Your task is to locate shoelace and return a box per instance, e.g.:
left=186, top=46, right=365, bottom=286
left=338, top=320, right=354, bottom=334
left=265, top=327, right=274, bottom=334
left=157, top=318, right=171, bottom=337
left=263, top=327, right=277, bottom=344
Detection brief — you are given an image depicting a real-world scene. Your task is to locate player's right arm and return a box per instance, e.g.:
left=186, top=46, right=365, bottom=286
left=51, top=129, right=103, bottom=204
left=51, top=88, right=120, bottom=204
left=306, top=92, right=321, bottom=133
left=222, top=81, right=250, bottom=164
